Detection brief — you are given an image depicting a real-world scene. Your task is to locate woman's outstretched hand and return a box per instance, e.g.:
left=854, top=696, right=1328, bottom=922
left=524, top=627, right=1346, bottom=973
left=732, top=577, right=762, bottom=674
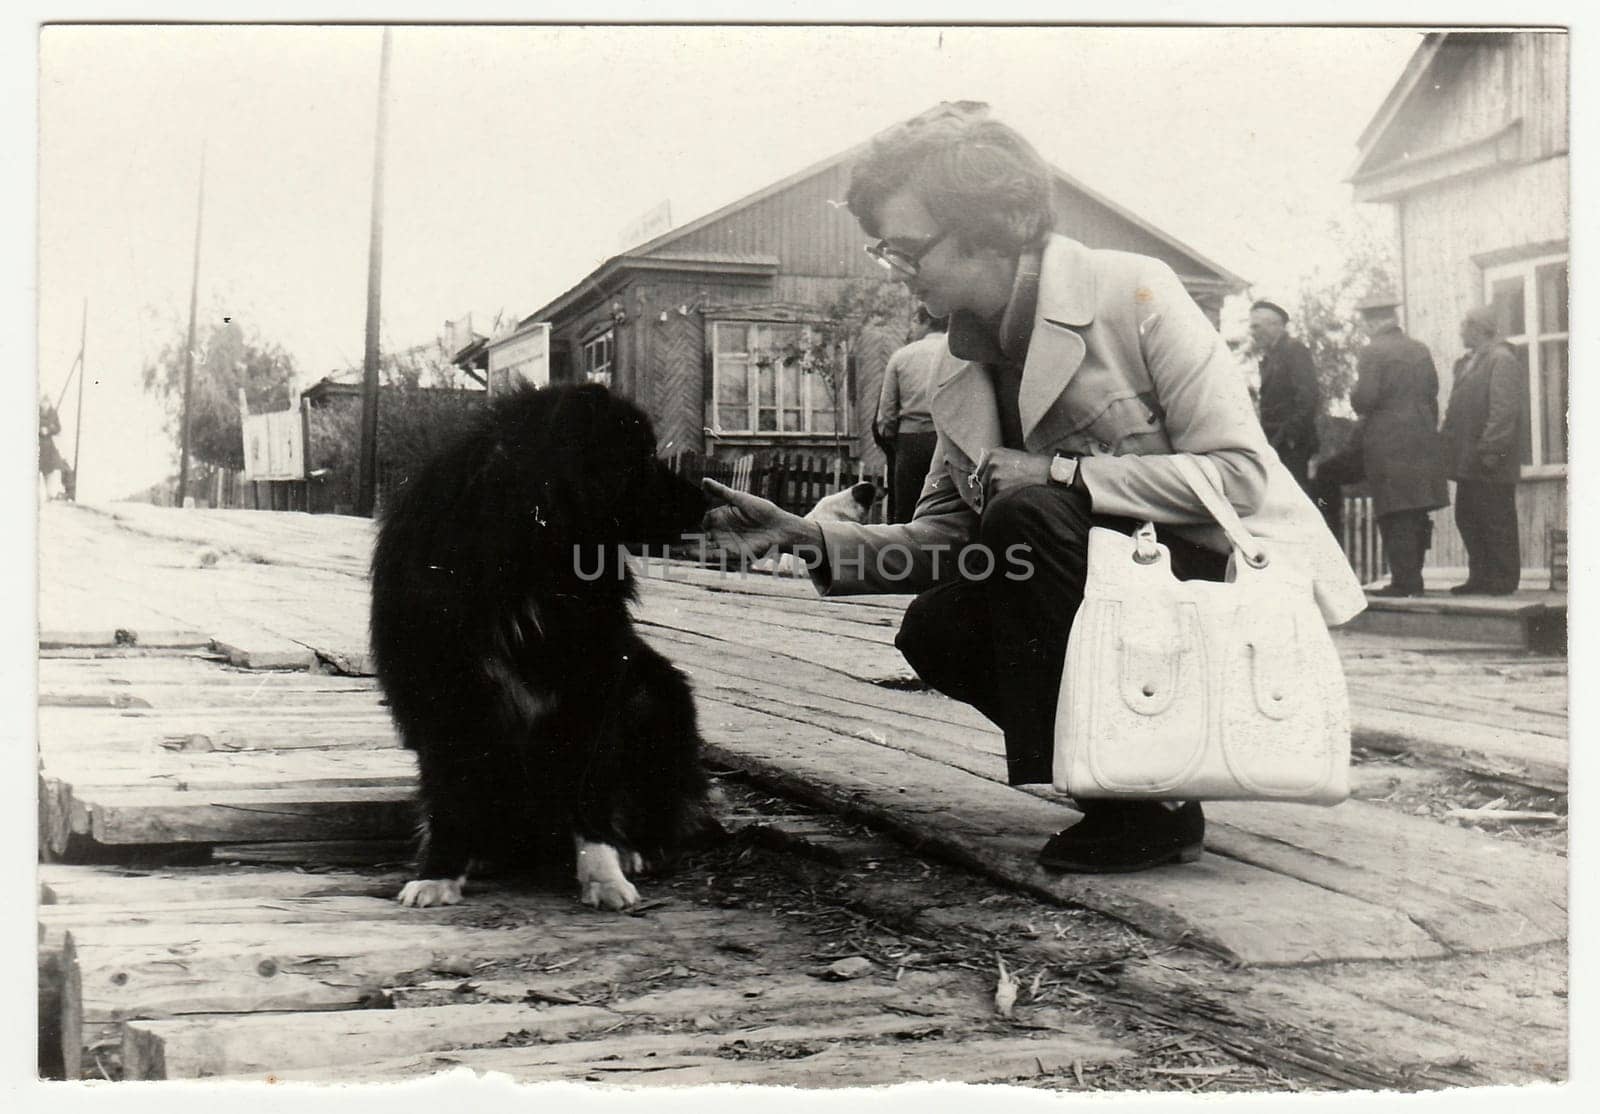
left=700, top=478, right=823, bottom=561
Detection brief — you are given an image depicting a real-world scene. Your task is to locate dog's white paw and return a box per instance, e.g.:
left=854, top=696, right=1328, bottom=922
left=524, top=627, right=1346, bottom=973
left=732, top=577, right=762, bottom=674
left=576, top=838, right=641, bottom=911
left=581, top=875, right=641, bottom=911
left=397, top=877, right=464, bottom=907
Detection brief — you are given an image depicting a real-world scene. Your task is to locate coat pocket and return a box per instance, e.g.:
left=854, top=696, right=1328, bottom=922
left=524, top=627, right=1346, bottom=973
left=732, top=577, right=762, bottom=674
left=1063, top=392, right=1173, bottom=457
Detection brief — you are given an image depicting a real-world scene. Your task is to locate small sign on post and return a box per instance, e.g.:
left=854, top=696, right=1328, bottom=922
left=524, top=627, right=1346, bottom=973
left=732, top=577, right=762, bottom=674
left=240, top=394, right=307, bottom=482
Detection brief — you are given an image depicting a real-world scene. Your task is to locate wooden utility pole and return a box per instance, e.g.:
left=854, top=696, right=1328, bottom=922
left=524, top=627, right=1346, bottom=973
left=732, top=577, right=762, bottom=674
left=71, top=298, right=85, bottom=501
left=176, top=142, right=207, bottom=508
left=355, top=27, right=392, bottom=519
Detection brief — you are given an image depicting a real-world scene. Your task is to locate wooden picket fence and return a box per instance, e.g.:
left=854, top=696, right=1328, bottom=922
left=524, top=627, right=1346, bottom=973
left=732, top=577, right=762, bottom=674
left=1340, top=495, right=1384, bottom=587
left=668, top=450, right=890, bottom=523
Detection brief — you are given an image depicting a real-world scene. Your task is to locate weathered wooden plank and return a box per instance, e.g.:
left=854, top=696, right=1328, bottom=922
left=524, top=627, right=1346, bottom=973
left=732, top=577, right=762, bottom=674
left=1352, top=707, right=1567, bottom=793
left=122, top=977, right=926, bottom=1080
left=39, top=683, right=383, bottom=712
left=638, top=586, right=903, bottom=643
left=1206, top=800, right=1566, bottom=953
left=39, top=896, right=458, bottom=983
left=38, top=712, right=402, bottom=755
left=59, top=785, right=417, bottom=852
left=59, top=910, right=788, bottom=1077
left=698, top=700, right=1445, bottom=966
left=636, top=557, right=915, bottom=611
left=638, top=610, right=919, bottom=687
left=216, top=1011, right=998, bottom=1081
left=38, top=864, right=407, bottom=905
left=593, top=1036, right=1131, bottom=1088
left=1117, top=947, right=1567, bottom=1088
left=212, top=841, right=414, bottom=866
left=1354, top=676, right=1567, bottom=730
left=38, top=630, right=214, bottom=650
left=40, top=749, right=416, bottom=795
left=208, top=633, right=319, bottom=671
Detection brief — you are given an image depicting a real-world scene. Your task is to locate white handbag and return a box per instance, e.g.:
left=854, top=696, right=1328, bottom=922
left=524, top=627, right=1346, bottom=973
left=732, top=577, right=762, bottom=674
left=1053, top=456, right=1350, bottom=805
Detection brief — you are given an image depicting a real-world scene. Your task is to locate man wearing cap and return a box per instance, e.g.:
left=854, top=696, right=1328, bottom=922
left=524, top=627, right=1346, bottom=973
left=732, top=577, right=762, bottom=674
left=1248, top=300, right=1320, bottom=492
left=1441, top=306, right=1524, bottom=596
left=1350, top=295, right=1450, bottom=597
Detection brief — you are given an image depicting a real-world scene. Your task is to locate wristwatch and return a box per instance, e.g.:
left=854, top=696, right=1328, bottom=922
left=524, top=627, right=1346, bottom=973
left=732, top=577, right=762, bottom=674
left=1048, top=453, right=1079, bottom=487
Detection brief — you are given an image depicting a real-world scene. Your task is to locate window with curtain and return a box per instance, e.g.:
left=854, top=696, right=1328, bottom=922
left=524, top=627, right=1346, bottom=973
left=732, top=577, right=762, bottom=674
left=709, top=321, right=842, bottom=435
left=1484, top=254, right=1568, bottom=468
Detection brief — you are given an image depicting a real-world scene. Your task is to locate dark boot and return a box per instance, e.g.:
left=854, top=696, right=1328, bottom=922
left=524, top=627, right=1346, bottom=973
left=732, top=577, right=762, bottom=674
left=1038, top=801, right=1205, bottom=873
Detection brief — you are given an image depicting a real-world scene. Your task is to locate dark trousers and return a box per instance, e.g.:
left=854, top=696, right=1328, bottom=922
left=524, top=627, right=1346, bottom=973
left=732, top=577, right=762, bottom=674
left=893, top=485, right=1229, bottom=786
left=1377, top=509, right=1433, bottom=593
left=890, top=431, right=938, bottom=524
left=1455, top=481, right=1521, bottom=592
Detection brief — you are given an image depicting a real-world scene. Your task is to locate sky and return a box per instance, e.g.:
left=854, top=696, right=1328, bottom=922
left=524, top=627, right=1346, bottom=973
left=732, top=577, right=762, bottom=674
left=34, top=23, right=1424, bottom=502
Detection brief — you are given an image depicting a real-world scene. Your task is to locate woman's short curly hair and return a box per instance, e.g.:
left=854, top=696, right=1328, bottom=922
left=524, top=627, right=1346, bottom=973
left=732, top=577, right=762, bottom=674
left=846, top=113, right=1057, bottom=255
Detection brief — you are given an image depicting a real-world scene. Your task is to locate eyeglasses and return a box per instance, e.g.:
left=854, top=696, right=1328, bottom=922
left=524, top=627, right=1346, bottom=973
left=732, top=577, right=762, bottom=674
left=864, top=229, right=949, bottom=277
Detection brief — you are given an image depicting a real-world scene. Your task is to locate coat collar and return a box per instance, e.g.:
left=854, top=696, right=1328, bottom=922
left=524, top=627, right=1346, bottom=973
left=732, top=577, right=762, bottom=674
left=931, top=234, right=1097, bottom=462
left=1017, top=235, right=1094, bottom=447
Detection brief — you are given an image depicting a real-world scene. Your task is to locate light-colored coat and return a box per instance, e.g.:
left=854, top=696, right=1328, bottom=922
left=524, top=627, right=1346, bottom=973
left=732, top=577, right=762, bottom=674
left=814, top=235, right=1367, bottom=626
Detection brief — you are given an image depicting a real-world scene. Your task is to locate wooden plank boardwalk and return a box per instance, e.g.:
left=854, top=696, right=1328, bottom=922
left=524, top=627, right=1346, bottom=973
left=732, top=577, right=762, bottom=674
left=34, top=502, right=1568, bottom=1088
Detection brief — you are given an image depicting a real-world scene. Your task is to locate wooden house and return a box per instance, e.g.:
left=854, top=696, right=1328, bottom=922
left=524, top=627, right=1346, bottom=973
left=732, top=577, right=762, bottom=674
left=509, top=102, right=1245, bottom=467
left=1349, top=31, right=1569, bottom=574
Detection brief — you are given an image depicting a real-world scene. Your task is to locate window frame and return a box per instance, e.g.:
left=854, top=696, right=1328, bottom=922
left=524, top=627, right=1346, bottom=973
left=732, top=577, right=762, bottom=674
left=581, top=328, right=614, bottom=387
left=708, top=320, right=848, bottom=438
left=1481, top=251, right=1568, bottom=475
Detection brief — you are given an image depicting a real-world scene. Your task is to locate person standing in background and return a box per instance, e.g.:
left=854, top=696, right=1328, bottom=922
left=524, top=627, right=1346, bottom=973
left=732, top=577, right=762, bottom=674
left=39, top=399, right=64, bottom=501
left=875, top=307, right=965, bottom=523
left=1349, top=294, right=1450, bottom=597
left=1441, top=306, right=1524, bottom=596
left=1249, top=299, right=1320, bottom=492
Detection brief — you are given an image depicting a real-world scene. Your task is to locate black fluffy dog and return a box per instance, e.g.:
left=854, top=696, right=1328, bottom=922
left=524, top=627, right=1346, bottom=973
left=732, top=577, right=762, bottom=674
left=369, top=383, right=714, bottom=911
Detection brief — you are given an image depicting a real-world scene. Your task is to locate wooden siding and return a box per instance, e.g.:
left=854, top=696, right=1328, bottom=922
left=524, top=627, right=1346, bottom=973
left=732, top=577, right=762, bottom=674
left=1512, top=33, right=1569, bottom=161
left=1364, top=32, right=1567, bottom=174
left=1399, top=156, right=1567, bottom=404
left=628, top=276, right=795, bottom=455
left=1420, top=475, right=1566, bottom=574
left=663, top=162, right=874, bottom=282
left=1398, top=153, right=1567, bottom=570
left=1050, top=181, right=1197, bottom=275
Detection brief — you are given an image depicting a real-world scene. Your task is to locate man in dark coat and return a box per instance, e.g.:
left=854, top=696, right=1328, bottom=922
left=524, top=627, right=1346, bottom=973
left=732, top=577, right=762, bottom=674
left=1350, top=295, right=1450, bottom=597
left=1249, top=299, right=1320, bottom=491
left=1441, top=306, right=1524, bottom=595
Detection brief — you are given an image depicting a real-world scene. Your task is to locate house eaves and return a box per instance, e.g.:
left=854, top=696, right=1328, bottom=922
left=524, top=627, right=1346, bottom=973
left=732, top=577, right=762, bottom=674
left=1350, top=119, right=1524, bottom=203
left=1350, top=31, right=1447, bottom=177
left=523, top=252, right=780, bottom=326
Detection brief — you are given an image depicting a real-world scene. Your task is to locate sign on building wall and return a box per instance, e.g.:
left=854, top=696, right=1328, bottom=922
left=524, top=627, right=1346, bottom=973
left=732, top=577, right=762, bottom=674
left=241, top=397, right=306, bottom=481
left=487, top=323, right=551, bottom=397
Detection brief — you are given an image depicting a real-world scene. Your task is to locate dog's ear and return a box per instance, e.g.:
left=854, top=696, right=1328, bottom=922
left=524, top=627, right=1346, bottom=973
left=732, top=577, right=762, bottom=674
left=849, top=481, right=877, bottom=511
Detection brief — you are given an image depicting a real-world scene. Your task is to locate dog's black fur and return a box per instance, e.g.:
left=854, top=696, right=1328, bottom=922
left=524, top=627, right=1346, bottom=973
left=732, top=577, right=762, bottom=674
left=369, top=383, right=714, bottom=909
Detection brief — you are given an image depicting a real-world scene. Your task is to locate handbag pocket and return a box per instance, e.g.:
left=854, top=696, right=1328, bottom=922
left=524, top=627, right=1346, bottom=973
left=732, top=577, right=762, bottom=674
left=1076, top=595, right=1209, bottom=794
left=1217, top=597, right=1342, bottom=798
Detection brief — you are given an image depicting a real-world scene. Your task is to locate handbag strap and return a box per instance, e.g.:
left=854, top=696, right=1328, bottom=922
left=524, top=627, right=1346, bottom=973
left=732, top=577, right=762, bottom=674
left=1171, top=455, right=1268, bottom=567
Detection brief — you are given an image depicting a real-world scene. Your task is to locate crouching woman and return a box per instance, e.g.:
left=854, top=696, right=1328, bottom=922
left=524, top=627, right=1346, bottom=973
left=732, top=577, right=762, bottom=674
left=703, top=110, right=1365, bottom=872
